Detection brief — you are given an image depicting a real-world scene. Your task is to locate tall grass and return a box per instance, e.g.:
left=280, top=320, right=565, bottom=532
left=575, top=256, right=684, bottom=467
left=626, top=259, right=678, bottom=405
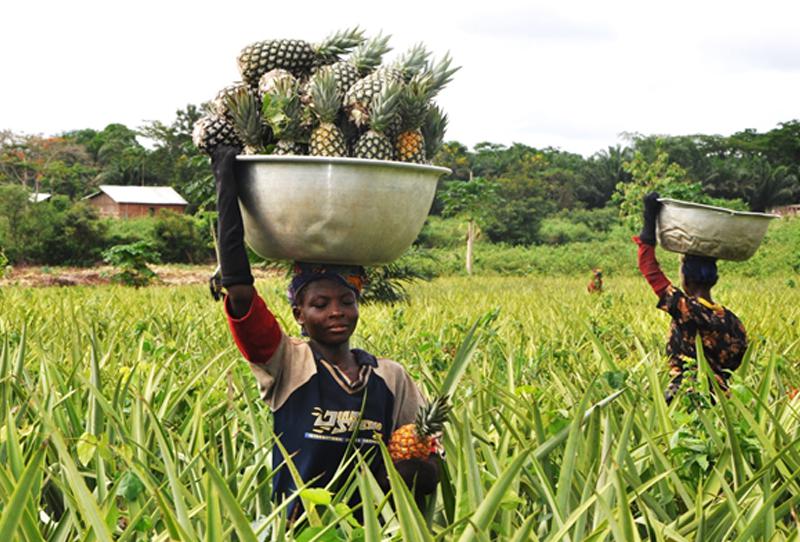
left=0, top=276, right=798, bottom=540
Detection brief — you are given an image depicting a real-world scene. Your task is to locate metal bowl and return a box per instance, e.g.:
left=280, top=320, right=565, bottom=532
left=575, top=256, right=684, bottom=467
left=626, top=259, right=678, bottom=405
left=657, top=198, right=779, bottom=261
left=235, top=155, right=450, bottom=264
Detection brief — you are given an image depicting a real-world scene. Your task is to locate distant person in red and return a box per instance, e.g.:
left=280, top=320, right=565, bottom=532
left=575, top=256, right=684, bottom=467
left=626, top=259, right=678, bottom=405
left=587, top=268, right=603, bottom=293
left=633, top=192, right=748, bottom=404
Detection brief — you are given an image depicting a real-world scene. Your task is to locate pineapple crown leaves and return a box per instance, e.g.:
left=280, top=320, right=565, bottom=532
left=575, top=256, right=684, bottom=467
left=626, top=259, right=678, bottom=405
left=415, top=394, right=451, bottom=438
left=262, top=78, right=304, bottom=140
left=308, top=68, right=343, bottom=124
left=225, top=88, right=267, bottom=151
left=391, top=43, right=431, bottom=81
left=315, top=27, right=367, bottom=63
left=213, top=81, right=256, bottom=117
left=348, top=32, right=393, bottom=74
left=422, top=103, right=448, bottom=159
left=423, top=52, right=460, bottom=99
left=366, top=82, right=402, bottom=133
left=398, top=75, right=433, bottom=131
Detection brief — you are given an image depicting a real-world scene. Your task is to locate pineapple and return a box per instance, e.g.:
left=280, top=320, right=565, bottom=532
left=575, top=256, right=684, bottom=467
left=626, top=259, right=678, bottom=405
left=395, top=55, right=459, bottom=163
left=421, top=103, right=448, bottom=162
left=352, top=83, right=401, bottom=161
left=262, top=77, right=308, bottom=155
left=212, top=82, right=259, bottom=119
left=310, top=33, right=392, bottom=98
left=237, top=28, right=365, bottom=86
left=257, top=69, right=297, bottom=100
left=344, top=43, right=429, bottom=128
left=388, top=395, right=450, bottom=461
left=308, top=69, right=347, bottom=157
left=224, top=88, right=268, bottom=154
left=192, top=114, right=242, bottom=156
left=394, top=78, right=430, bottom=163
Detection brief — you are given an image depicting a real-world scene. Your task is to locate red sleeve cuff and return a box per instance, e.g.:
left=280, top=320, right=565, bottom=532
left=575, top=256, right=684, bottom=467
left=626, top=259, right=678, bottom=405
left=224, top=293, right=283, bottom=364
left=633, top=236, right=671, bottom=296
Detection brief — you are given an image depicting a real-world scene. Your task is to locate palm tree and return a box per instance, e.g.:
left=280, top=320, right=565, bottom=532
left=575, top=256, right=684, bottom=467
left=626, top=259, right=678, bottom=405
left=739, top=157, right=798, bottom=212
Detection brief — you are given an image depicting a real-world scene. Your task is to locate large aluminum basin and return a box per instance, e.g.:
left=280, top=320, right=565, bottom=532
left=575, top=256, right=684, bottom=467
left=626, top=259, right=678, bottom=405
left=657, top=198, right=779, bottom=261
left=235, top=155, right=450, bottom=264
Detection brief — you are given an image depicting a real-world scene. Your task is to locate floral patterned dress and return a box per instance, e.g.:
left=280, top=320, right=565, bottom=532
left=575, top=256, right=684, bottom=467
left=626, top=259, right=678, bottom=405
left=658, top=285, right=748, bottom=400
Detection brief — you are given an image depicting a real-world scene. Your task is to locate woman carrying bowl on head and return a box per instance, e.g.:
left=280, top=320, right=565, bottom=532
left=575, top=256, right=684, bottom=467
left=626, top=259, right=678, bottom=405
left=633, top=192, right=748, bottom=405
left=211, top=146, right=440, bottom=519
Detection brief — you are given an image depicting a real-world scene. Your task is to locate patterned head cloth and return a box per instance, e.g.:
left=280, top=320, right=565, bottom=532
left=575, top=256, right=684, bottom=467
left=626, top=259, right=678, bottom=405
left=681, top=254, right=718, bottom=287
left=287, top=262, right=367, bottom=306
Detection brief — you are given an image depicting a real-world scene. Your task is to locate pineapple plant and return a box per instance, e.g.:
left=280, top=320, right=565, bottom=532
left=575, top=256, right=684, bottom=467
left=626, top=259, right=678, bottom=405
left=388, top=395, right=451, bottom=461
left=352, top=83, right=401, bottom=160
left=192, top=114, right=242, bottom=155
left=308, top=69, right=347, bottom=157
left=343, top=43, right=430, bottom=128
left=237, top=28, right=365, bottom=86
left=224, top=88, right=269, bottom=154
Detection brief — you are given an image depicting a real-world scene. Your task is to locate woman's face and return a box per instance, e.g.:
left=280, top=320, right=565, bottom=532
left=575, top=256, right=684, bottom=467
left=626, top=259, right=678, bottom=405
left=293, top=278, right=359, bottom=346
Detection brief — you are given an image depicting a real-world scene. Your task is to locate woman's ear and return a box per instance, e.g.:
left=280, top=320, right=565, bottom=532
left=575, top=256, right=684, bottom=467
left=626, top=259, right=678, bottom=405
left=292, top=305, right=303, bottom=325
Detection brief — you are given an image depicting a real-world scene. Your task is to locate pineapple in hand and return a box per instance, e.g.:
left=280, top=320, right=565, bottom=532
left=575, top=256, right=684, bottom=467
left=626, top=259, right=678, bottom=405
left=388, top=395, right=450, bottom=461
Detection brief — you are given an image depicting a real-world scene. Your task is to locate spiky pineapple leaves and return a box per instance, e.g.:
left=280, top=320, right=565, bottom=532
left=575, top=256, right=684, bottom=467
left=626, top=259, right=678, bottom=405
left=261, top=93, right=292, bottom=139
left=224, top=89, right=269, bottom=154
left=439, top=309, right=499, bottom=399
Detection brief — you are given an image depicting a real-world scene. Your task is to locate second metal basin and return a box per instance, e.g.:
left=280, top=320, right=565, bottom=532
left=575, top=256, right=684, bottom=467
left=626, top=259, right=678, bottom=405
left=657, top=198, right=778, bottom=261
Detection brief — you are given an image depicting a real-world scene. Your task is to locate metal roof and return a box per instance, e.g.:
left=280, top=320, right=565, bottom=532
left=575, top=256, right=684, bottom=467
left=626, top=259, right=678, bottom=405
left=89, top=185, right=188, bottom=205
left=30, top=192, right=52, bottom=202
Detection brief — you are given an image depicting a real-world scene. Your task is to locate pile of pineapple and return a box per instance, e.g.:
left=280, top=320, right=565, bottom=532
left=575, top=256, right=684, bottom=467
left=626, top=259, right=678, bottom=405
left=192, top=28, right=458, bottom=164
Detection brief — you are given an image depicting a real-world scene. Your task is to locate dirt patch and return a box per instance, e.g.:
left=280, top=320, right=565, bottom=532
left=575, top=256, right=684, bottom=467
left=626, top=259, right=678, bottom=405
left=0, top=265, right=280, bottom=287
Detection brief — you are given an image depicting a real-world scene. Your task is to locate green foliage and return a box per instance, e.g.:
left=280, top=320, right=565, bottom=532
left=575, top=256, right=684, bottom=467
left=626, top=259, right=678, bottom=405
left=537, top=218, right=597, bottom=245
left=483, top=177, right=551, bottom=245
left=414, top=216, right=469, bottom=248
left=30, top=200, right=109, bottom=266
left=404, top=216, right=798, bottom=278
left=614, top=150, right=747, bottom=231
left=102, top=241, right=160, bottom=287
left=439, top=177, right=498, bottom=224
left=614, top=150, right=693, bottom=230
left=151, top=210, right=213, bottom=264
left=361, top=258, right=432, bottom=305
left=0, top=187, right=107, bottom=266
left=0, top=247, right=9, bottom=278
left=105, top=216, right=158, bottom=246
left=0, top=276, right=798, bottom=539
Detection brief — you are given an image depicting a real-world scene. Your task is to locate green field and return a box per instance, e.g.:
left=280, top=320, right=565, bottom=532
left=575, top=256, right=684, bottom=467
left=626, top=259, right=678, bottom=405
left=0, top=276, right=799, bottom=540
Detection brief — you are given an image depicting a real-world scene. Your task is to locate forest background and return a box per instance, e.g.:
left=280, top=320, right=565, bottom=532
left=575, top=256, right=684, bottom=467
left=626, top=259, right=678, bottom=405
left=1, top=107, right=798, bottom=280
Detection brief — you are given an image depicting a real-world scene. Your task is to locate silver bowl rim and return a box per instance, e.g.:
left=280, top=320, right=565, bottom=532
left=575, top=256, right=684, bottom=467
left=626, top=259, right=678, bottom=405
left=235, top=154, right=452, bottom=176
left=658, top=197, right=780, bottom=219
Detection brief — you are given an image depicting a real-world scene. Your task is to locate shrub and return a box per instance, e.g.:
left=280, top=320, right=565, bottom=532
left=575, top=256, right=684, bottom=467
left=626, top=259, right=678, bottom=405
left=151, top=210, right=212, bottom=264
left=102, top=241, right=160, bottom=287
left=19, top=198, right=108, bottom=266
left=414, top=216, right=467, bottom=249
left=0, top=247, right=10, bottom=278
left=537, top=218, right=597, bottom=245
left=105, top=216, right=157, bottom=247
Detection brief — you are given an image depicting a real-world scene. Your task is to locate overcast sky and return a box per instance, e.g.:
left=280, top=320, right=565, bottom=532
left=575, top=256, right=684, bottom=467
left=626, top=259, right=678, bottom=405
left=2, top=0, right=799, bottom=156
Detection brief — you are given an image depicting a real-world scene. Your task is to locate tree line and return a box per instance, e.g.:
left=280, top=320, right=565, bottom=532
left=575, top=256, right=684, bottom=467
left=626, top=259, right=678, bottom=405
left=1, top=105, right=798, bottom=267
